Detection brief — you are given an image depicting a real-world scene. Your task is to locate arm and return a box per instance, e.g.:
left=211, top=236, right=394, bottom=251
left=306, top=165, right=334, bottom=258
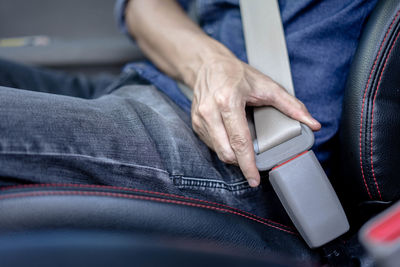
left=125, top=0, right=321, bottom=187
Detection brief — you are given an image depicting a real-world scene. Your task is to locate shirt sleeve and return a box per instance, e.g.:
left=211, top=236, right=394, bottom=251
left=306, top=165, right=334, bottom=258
left=114, top=0, right=194, bottom=40
left=114, top=0, right=131, bottom=38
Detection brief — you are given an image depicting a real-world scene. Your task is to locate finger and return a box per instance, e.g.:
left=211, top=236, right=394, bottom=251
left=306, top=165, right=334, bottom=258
left=253, top=84, right=321, bottom=131
left=220, top=106, right=260, bottom=187
left=192, top=114, right=214, bottom=148
left=204, top=113, right=237, bottom=164
left=191, top=100, right=214, bottom=148
left=193, top=103, right=237, bottom=164
left=272, top=89, right=321, bottom=131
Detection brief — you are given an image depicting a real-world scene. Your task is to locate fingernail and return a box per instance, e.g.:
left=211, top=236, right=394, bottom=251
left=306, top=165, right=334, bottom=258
left=248, top=179, right=259, bottom=187
left=314, top=120, right=321, bottom=128
left=308, top=117, right=320, bottom=128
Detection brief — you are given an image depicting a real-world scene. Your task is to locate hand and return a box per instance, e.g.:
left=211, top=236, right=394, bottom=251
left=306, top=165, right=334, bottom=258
left=126, top=0, right=320, bottom=187
left=191, top=54, right=321, bottom=187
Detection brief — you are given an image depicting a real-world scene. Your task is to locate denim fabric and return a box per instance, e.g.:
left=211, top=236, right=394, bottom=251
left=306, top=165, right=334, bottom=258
left=115, top=0, right=378, bottom=165
left=0, top=59, right=288, bottom=221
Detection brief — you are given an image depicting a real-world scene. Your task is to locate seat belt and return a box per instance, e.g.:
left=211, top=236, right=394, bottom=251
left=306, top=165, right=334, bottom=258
left=240, top=0, right=349, bottom=248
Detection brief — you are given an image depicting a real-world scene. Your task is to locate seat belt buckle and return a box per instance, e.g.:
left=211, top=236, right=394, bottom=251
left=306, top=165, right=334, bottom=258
left=252, top=122, right=349, bottom=247
left=268, top=150, right=350, bottom=248
left=254, top=123, right=314, bottom=171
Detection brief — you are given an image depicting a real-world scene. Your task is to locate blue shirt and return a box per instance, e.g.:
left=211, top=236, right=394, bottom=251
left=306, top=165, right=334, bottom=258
left=115, top=0, right=378, bottom=165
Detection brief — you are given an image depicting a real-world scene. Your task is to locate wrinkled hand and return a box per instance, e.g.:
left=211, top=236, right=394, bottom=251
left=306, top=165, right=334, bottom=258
left=191, top=55, right=321, bottom=187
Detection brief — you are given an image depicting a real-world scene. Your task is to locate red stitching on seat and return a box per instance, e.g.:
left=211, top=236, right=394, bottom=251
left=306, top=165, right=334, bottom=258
left=0, top=190, right=298, bottom=236
left=370, top=29, right=400, bottom=201
left=0, top=183, right=294, bottom=231
left=359, top=10, right=400, bottom=200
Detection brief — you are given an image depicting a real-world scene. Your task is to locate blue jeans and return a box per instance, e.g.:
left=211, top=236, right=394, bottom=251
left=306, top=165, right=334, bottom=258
left=0, top=59, right=290, bottom=222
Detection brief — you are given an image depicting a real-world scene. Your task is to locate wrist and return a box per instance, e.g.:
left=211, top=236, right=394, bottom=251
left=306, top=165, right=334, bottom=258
left=179, top=37, right=235, bottom=89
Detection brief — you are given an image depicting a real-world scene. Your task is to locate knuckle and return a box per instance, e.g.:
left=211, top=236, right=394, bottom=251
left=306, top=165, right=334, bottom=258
left=293, top=101, right=306, bottom=111
left=271, top=82, right=284, bottom=92
left=298, top=101, right=307, bottom=110
left=291, top=108, right=305, bottom=119
left=191, top=116, right=201, bottom=130
left=265, top=92, right=279, bottom=106
left=219, top=150, right=236, bottom=164
left=197, top=104, right=212, bottom=118
left=230, top=134, right=249, bottom=153
left=214, top=91, right=230, bottom=109
left=263, top=85, right=281, bottom=103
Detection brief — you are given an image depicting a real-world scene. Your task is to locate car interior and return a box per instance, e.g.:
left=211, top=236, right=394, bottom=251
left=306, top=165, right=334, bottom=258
left=0, top=0, right=399, bottom=266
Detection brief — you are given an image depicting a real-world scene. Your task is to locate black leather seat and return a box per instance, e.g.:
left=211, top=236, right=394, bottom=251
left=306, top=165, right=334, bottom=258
left=0, top=0, right=399, bottom=266
left=0, top=184, right=317, bottom=266
left=340, top=0, right=400, bottom=205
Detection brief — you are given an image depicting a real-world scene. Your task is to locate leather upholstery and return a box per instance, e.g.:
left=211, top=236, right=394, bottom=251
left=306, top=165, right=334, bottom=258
left=0, top=231, right=301, bottom=267
left=0, top=184, right=317, bottom=263
left=340, top=0, right=400, bottom=202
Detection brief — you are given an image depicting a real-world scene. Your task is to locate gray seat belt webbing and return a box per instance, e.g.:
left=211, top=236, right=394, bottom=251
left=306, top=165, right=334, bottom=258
left=240, top=0, right=301, bottom=154
left=239, top=0, right=349, bottom=248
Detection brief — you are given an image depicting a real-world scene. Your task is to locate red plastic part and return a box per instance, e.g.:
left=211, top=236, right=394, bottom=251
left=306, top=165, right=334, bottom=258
left=271, top=151, right=309, bottom=170
left=367, top=205, right=400, bottom=243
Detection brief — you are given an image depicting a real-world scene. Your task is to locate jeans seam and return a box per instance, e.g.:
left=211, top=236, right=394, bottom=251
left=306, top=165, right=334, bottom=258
left=1, top=152, right=250, bottom=191
left=0, top=151, right=168, bottom=175
left=171, top=175, right=252, bottom=192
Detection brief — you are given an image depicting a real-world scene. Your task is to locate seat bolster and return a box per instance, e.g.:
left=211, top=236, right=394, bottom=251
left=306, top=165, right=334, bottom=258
left=340, top=0, right=400, bottom=203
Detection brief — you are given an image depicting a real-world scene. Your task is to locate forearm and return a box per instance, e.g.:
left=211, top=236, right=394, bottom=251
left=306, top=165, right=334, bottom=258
left=125, top=0, right=233, bottom=88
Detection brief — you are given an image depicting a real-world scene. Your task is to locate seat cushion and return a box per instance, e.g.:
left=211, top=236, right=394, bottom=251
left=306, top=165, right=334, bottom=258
left=0, top=183, right=319, bottom=263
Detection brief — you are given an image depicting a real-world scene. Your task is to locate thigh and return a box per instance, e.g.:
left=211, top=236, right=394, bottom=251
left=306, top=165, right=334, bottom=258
left=0, top=82, right=287, bottom=221
left=0, top=58, right=114, bottom=98
left=0, top=82, right=243, bottom=194
left=0, top=84, right=173, bottom=190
